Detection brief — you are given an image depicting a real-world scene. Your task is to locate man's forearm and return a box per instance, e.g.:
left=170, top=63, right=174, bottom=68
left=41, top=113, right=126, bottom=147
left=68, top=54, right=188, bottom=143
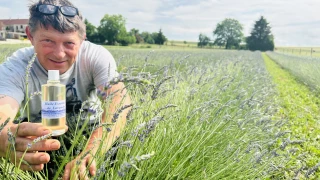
left=85, top=83, right=131, bottom=155
left=0, top=95, right=19, bottom=157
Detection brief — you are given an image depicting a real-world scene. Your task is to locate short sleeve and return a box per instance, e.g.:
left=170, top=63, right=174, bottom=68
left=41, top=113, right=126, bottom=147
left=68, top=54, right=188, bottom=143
left=90, top=44, right=118, bottom=87
left=0, top=48, right=32, bottom=105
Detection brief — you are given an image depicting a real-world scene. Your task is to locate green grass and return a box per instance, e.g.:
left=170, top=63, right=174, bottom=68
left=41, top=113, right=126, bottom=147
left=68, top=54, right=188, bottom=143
left=263, top=53, right=320, bottom=179
left=0, top=44, right=31, bottom=63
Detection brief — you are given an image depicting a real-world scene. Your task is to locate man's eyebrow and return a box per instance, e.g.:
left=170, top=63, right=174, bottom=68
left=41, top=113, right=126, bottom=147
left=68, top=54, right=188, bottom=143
left=0, top=95, right=7, bottom=99
left=39, top=34, right=51, bottom=39
left=39, top=34, right=77, bottom=42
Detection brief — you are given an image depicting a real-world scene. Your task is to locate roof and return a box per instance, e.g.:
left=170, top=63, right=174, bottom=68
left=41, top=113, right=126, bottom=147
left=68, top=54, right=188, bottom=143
left=0, top=19, right=29, bottom=26
left=0, top=19, right=28, bottom=30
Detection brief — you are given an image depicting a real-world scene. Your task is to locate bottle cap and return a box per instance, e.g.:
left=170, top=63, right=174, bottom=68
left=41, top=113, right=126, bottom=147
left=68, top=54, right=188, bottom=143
left=48, top=70, right=60, bottom=81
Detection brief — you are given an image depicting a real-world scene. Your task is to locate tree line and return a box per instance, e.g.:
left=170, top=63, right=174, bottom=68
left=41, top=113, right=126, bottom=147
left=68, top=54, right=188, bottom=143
left=198, top=16, right=275, bottom=51
left=85, top=14, right=167, bottom=46
left=85, top=14, right=274, bottom=51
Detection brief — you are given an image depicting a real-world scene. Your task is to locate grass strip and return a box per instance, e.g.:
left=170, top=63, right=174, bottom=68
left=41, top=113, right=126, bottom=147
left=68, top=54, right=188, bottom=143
left=263, top=52, right=320, bottom=179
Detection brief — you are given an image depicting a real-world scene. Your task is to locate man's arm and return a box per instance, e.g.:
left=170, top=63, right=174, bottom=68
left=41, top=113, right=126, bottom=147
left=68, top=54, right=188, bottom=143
left=87, top=82, right=131, bottom=154
left=0, top=95, right=20, bottom=156
left=0, top=95, right=19, bottom=123
left=63, top=82, right=132, bottom=179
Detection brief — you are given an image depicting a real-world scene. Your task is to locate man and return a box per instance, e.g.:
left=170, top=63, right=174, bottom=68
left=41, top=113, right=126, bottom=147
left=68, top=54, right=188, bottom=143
left=0, top=0, right=131, bottom=179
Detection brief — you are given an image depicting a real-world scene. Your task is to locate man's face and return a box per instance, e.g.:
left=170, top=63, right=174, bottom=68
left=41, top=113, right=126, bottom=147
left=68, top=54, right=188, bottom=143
left=27, top=25, right=83, bottom=74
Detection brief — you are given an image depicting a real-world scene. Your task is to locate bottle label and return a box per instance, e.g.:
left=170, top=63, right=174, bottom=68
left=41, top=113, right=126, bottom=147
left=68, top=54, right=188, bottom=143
left=42, top=101, right=66, bottom=119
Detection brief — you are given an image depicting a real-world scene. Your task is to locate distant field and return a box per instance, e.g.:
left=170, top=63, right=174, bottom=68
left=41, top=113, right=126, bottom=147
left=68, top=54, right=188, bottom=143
left=275, top=47, right=320, bottom=57
left=128, top=40, right=226, bottom=50
left=168, top=40, right=198, bottom=47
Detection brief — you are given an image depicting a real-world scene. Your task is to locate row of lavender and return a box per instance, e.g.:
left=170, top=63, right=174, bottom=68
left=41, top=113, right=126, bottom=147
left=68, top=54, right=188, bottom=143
left=267, top=51, right=320, bottom=92
left=97, top=49, right=288, bottom=179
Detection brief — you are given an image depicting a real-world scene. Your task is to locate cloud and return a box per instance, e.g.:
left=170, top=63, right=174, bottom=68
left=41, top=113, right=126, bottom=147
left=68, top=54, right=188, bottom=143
left=73, top=0, right=162, bottom=26
left=0, top=7, right=11, bottom=18
left=1, top=0, right=319, bottom=46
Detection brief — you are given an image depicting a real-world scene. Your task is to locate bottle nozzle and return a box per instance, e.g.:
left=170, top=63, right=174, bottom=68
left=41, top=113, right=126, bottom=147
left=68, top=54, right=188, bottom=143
left=48, top=70, right=60, bottom=81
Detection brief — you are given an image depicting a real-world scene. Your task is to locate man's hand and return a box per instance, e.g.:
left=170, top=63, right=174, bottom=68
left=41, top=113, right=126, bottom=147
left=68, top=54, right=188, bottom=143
left=63, top=152, right=96, bottom=180
left=62, top=82, right=131, bottom=179
left=0, top=122, right=61, bottom=171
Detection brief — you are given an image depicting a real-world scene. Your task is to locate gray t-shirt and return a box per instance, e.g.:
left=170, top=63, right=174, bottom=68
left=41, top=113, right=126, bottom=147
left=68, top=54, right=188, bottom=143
left=0, top=41, right=118, bottom=124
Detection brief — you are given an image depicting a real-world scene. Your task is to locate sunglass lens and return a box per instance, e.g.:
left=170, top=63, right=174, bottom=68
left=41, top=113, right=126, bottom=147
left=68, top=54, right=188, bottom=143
left=39, top=4, right=57, bottom=14
left=61, top=6, right=78, bottom=16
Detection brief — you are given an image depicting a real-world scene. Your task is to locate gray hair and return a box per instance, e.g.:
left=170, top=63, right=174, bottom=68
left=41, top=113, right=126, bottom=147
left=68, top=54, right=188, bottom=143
left=28, top=0, right=86, bottom=39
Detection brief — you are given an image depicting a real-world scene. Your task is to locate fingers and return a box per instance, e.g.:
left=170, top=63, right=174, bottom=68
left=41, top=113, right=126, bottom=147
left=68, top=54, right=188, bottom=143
left=14, top=136, right=60, bottom=152
left=65, top=125, right=69, bottom=132
left=9, top=151, right=49, bottom=171
left=7, top=122, right=60, bottom=152
left=63, top=163, right=71, bottom=180
left=19, top=163, right=44, bottom=171
left=11, top=122, right=51, bottom=137
left=63, top=162, right=89, bottom=180
left=79, top=162, right=89, bottom=180
left=63, top=155, right=96, bottom=180
left=89, top=159, right=96, bottom=176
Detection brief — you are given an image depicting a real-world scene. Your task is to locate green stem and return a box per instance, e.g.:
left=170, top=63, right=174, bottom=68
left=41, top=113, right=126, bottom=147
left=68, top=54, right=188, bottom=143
left=26, top=82, right=30, bottom=122
left=53, top=116, right=91, bottom=180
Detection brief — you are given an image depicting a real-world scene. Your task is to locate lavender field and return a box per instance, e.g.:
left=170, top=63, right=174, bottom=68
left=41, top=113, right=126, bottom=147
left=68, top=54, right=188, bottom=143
left=1, top=45, right=320, bottom=179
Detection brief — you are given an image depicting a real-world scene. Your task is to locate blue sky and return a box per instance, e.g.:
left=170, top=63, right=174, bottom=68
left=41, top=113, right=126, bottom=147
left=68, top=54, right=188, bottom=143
left=0, top=0, right=319, bottom=46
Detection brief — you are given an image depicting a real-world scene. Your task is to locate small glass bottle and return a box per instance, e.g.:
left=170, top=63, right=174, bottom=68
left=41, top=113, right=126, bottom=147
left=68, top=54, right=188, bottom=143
left=41, top=70, right=66, bottom=136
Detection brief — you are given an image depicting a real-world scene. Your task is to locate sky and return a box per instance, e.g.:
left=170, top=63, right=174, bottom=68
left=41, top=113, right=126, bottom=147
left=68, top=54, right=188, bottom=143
left=0, top=0, right=319, bottom=47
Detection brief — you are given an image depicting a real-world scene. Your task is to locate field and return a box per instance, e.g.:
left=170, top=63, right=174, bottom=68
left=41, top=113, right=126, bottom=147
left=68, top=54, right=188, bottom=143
left=1, top=44, right=320, bottom=179
left=275, top=47, right=320, bottom=57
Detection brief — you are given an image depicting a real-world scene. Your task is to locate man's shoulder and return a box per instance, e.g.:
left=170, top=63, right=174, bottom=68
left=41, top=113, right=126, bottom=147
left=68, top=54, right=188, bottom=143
left=78, top=41, right=113, bottom=62
left=1, top=46, right=35, bottom=71
left=81, top=40, right=101, bottom=49
left=6, top=46, right=35, bottom=64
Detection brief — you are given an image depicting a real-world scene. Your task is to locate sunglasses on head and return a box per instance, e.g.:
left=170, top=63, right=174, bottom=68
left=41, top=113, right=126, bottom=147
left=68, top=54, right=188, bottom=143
left=36, top=4, right=78, bottom=17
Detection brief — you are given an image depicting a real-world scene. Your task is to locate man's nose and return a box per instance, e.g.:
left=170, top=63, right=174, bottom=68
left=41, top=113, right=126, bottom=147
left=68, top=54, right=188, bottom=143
left=53, top=44, right=66, bottom=59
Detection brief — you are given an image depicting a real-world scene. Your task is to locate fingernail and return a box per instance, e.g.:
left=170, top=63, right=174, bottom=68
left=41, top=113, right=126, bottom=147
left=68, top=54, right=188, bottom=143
left=50, top=141, right=60, bottom=149
left=40, top=155, right=48, bottom=162
left=43, top=129, right=51, bottom=135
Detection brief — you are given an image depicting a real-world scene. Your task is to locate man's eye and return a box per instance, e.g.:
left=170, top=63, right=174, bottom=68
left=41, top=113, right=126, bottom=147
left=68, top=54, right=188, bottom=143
left=65, top=42, right=75, bottom=48
left=44, top=39, right=52, bottom=43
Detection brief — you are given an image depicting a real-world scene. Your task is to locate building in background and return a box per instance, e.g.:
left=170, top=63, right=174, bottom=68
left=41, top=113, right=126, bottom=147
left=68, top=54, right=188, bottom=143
left=0, top=19, right=28, bottom=40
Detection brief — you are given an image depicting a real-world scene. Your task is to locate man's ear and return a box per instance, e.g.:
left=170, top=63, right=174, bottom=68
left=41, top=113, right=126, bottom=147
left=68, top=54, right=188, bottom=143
left=25, top=26, right=34, bottom=45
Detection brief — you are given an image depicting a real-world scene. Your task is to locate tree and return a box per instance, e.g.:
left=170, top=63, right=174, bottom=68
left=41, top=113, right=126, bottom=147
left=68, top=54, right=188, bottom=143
left=117, top=30, right=136, bottom=46
left=84, top=19, right=101, bottom=43
left=84, top=19, right=95, bottom=39
left=197, top=33, right=210, bottom=48
left=246, top=16, right=274, bottom=51
left=151, top=32, right=158, bottom=43
left=130, top=28, right=144, bottom=43
left=98, top=14, right=127, bottom=45
left=154, top=29, right=167, bottom=45
left=140, top=32, right=155, bottom=44
left=213, top=18, right=243, bottom=49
